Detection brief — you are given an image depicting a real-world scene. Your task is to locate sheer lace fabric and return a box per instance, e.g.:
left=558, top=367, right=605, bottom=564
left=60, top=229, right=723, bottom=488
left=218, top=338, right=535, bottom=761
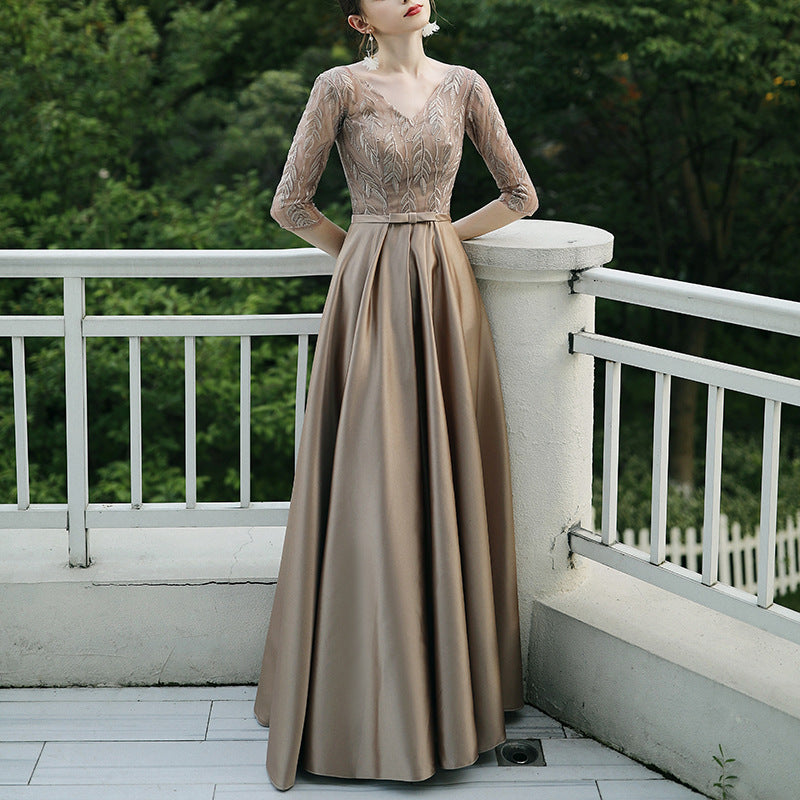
left=270, top=64, right=537, bottom=229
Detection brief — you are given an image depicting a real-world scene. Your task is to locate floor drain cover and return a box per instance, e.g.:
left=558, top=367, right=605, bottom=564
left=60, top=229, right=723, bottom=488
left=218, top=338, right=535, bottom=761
left=495, top=738, right=546, bottom=766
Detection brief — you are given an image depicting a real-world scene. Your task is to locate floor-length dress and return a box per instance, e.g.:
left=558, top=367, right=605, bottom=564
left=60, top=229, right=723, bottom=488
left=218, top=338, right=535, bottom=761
left=254, top=62, right=538, bottom=791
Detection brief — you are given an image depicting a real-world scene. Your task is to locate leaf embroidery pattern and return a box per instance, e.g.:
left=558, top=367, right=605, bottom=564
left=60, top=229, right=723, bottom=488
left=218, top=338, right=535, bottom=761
left=465, top=72, right=534, bottom=214
left=270, top=65, right=537, bottom=228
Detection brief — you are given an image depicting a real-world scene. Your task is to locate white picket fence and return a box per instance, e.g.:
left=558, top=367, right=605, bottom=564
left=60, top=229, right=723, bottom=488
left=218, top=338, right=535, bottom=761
left=610, top=510, right=800, bottom=597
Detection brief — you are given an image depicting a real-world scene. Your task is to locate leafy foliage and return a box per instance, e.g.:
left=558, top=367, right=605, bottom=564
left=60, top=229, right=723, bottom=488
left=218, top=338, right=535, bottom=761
left=712, top=744, right=738, bottom=800
left=0, top=0, right=344, bottom=502
left=452, top=0, right=800, bottom=487
left=1, top=0, right=798, bottom=515
left=453, top=0, right=800, bottom=292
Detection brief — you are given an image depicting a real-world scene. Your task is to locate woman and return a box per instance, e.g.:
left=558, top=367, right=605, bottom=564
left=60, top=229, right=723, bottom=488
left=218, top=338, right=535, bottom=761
left=253, top=0, right=539, bottom=790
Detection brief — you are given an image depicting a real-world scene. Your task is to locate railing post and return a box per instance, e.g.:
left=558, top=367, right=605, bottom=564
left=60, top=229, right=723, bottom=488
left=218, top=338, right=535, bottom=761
left=758, top=398, right=781, bottom=607
left=702, top=384, right=724, bottom=585
left=650, top=372, right=671, bottom=565
left=601, top=360, right=621, bottom=545
left=129, top=336, right=143, bottom=508
left=63, top=276, right=90, bottom=567
left=12, top=337, right=30, bottom=510
left=463, top=219, right=613, bottom=679
left=185, top=336, right=197, bottom=509
left=240, top=335, right=251, bottom=507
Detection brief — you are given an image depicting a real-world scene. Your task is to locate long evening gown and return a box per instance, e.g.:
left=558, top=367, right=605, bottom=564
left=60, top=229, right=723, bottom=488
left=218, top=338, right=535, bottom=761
left=253, top=62, right=538, bottom=791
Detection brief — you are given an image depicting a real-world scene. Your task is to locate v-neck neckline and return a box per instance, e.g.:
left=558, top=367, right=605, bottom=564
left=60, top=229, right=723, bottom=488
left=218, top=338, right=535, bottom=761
left=344, top=64, right=460, bottom=122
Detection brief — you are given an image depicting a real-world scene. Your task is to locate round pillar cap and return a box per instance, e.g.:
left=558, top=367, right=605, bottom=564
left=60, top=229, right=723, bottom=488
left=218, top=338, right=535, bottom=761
left=463, top=219, right=614, bottom=282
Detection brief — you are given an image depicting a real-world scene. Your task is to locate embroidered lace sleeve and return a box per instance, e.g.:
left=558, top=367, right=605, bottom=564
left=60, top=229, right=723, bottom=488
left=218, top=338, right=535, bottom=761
left=464, top=70, right=538, bottom=217
left=270, top=69, right=346, bottom=230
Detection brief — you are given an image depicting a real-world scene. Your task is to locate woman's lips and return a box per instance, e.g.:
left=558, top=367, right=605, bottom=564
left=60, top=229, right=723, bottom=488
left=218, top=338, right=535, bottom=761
left=405, top=4, right=422, bottom=15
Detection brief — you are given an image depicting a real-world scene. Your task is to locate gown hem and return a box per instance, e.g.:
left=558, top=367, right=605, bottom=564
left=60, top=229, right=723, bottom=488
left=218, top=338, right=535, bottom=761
left=296, top=729, right=510, bottom=786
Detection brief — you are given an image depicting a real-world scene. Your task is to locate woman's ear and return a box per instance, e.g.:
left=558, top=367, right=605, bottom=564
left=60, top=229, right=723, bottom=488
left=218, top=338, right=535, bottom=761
left=347, top=14, right=369, bottom=34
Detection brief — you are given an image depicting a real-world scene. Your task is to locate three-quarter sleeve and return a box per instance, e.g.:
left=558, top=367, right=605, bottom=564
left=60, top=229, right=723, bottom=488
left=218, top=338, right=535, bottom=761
left=270, top=69, right=346, bottom=230
left=464, top=70, right=538, bottom=217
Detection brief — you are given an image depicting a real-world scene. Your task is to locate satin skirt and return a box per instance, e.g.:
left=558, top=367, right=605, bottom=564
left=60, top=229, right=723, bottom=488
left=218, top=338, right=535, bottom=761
left=253, top=213, right=524, bottom=790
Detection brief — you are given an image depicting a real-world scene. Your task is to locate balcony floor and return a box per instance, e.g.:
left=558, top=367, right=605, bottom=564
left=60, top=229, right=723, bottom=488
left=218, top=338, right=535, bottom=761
left=0, top=685, right=707, bottom=799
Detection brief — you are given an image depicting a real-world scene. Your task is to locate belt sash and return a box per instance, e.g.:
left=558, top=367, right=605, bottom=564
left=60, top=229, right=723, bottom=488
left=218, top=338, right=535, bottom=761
left=350, top=212, right=451, bottom=224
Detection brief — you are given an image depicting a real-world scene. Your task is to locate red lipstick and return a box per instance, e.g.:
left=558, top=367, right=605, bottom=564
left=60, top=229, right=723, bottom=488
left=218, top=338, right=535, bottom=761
left=404, top=4, right=422, bottom=16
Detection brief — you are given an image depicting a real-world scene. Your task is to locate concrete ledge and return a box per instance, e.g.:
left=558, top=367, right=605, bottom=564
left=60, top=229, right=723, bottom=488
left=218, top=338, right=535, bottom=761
left=527, top=558, right=800, bottom=800
left=0, top=528, right=282, bottom=687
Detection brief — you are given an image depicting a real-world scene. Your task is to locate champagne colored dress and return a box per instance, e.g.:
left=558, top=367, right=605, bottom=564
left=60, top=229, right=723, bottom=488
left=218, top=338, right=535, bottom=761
left=254, top=62, right=538, bottom=791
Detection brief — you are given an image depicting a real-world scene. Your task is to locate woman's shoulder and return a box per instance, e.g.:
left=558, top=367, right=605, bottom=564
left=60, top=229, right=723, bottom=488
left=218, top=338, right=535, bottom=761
left=313, top=64, right=370, bottom=98
left=435, top=61, right=482, bottom=94
left=313, top=64, right=352, bottom=85
left=430, top=61, right=476, bottom=87
left=306, top=65, right=357, bottom=105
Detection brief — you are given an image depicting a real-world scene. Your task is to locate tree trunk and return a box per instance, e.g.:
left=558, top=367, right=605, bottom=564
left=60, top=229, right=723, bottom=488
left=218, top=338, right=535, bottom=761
left=668, top=315, right=709, bottom=493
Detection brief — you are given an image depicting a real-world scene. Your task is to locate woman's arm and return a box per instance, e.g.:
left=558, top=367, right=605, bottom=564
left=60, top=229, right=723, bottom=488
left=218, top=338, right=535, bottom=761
left=455, top=69, right=539, bottom=241
left=451, top=197, right=533, bottom=241
left=281, top=216, right=347, bottom=259
left=270, top=69, right=347, bottom=256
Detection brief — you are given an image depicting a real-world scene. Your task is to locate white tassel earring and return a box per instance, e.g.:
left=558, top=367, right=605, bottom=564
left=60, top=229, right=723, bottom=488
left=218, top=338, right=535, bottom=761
left=362, top=32, right=379, bottom=71
left=421, top=20, right=440, bottom=37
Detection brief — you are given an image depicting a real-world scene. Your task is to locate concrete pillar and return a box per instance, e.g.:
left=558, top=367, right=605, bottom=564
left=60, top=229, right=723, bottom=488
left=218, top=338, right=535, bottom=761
left=463, top=219, right=614, bottom=691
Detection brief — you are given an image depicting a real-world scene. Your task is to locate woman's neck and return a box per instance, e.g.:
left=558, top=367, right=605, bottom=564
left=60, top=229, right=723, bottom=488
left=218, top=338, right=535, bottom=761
left=372, top=33, right=428, bottom=75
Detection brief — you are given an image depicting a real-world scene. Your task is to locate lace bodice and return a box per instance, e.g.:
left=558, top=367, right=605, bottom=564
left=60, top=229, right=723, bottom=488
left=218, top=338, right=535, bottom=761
left=270, top=64, right=537, bottom=230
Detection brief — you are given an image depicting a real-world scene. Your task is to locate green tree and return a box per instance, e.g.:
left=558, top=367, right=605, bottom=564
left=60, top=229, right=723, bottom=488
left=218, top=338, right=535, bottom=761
left=455, top=0, right=800, bottom=489
left=2, top=0, right=799, bottom=513
left=0, top=0, right=340, bottom=503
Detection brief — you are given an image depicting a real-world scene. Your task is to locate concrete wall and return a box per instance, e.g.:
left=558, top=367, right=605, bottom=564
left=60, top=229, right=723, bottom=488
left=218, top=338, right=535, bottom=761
left=528, top=561, right=800, bottom=800
left=0, top=527, right=279, bottom=686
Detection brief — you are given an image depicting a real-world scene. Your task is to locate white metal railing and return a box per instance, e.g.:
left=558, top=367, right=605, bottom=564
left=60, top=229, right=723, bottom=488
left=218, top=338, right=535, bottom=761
left=569, top=267, right=800, bottom=646
left=0, top=249, right=334, bottom=566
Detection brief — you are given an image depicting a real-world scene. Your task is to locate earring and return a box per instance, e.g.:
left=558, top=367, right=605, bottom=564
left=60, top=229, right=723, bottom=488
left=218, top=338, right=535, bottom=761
left=421, top=20, right=440, bottom=37
left=362, top=32, right=379, bottom=71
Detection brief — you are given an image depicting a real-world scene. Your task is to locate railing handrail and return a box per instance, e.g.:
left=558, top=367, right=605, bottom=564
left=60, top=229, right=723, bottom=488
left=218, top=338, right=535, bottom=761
left=571, top=331, right=800, bottom=406
left=0, top=248, right=335, bottom=278
left=0, top=257, right=327, bottom=565
left=571, top=264, right=800, bottom=645
left=0, top=315, right=323, bottom=337
left=573, top=266, right=800, bottom=338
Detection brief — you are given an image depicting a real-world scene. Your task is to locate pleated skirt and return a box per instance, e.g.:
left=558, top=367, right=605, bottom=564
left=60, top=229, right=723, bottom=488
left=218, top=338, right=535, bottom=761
left=253, top=214, right=524, bottom=790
